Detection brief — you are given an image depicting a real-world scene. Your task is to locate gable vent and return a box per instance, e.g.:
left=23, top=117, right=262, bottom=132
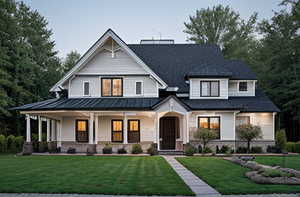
left=140, top=39, right=174, bottom=44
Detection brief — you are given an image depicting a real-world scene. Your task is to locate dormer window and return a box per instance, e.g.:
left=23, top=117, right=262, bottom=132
left=101, top=78, right=123, bottom=97
left=200, top=81, right=219, bottom=97
left=83, top=81, right=90, bottom=96
left=239, top=82, right=248, bottom=91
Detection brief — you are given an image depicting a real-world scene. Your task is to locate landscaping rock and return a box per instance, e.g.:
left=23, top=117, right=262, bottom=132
left=246, top=171, right=300, bottom=185
left=280, top=167, right=300, bottom=179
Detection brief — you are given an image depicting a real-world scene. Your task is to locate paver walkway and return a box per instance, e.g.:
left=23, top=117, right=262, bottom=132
left=163, top=155, right=221, bottom=196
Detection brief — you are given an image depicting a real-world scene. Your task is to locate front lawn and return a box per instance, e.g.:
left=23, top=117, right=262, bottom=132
left=176, top=157, right=300, bottom=195
left=0, top=155, right=193, bottom=195
left=255, top=156, right=300, bottom=171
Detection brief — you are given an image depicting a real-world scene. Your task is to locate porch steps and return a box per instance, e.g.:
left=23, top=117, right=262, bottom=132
left=158, top=150, right=184, bottom=155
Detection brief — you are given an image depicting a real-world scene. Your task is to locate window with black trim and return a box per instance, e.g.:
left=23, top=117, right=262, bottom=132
left=135, top=81, right=142, bottom=95
left=198, top=117, right=220, bottom=139
left=200, top=81, right=220, bottom=97
left=239, top=82, right=248, bottom=91
left=83, top=82, right=90, bottom=96
left=128, top=120, right=140, bottom=143
left=76, top=120, right=88, bottom=142
left=101, top=78, right=122, bottom=97
left=111, top=120, right=123, bottom=142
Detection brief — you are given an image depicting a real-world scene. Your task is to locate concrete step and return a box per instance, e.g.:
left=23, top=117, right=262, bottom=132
left=158, top=150, right=184, bottom=155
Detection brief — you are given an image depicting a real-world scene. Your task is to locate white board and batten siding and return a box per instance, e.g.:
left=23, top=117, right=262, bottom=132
left=67, top=47, right=159, bottom=98
left=189, top=78, right=229, bottom=99
left=228, top=80, right=255, bottom=97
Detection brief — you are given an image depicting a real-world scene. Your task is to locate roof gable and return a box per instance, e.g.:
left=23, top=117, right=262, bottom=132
left=50, top=29, right=167, bottom=92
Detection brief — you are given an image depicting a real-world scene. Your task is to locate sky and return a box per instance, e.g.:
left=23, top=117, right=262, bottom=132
left=21, top=0, right=283, bottom=58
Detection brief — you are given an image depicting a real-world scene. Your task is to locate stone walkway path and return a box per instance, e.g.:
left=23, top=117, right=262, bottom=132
left=163, top=155, right=221, bottom=196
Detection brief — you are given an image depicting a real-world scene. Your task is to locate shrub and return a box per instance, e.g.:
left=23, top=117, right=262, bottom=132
left=193, top=128, right=216, bottom=153
left=0, top=135, right=7, bottom=153
left=131, top=144, right=143, bottom=154
left=216, top=145, right=220, bottom=153
left=15, top=136, right=24, bottom=152
left=6, top=135, right=17, bottom=153
left=259, top=168, right=293, bottom=178
left=295, top=141, right=300, bottom=153
left=236, top=147, right=247, bottom=153
left=118, top=147, right=127, bottom=154
left=267, top=145, right=282, bottom=153
left=203, top=146, right=212, bottom=153
left=38, top=142, right=48, bottom=153
left=198, top=144, right=202, bottom=153
left=67, top=147, right=76, bottom=154
left=184, top=143, right=196, bottom=156
left=102, top=144, right=112, bottom=154
left=219, top=145, right=230, bottom=154
left=286, top=142, right=296, bottom=152
left=32, top=134, right=39, bottom=152
left=250, top=146, right=263, bottom=153
left=236, top=124, right=262, bottom=153
left=275, top=129, right=287, bottom=151
left=147, top=143, right=158, bottom=156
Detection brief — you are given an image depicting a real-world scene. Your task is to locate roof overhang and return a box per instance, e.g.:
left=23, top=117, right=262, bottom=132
left=50, top=29, right=168, bottom=92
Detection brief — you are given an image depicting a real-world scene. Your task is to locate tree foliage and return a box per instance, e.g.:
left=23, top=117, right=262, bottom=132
left=236, top=124, right=262, bottom=152
left=193, top=128, right=217, bottom=152
left=62, top=50, right=81, bottom=74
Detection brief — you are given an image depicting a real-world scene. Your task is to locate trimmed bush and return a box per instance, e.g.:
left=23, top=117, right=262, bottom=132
left=236, top=146, right=247, bottom=153
left=198, top=144, right=202, bottom=153
left=295, top=141, right=300, bottom=153
left=267, top=145, right=281, bottom=153
left=286, top=142, right=296, bottom=152
left=0, top=135, right=7, bottom=153
left=184, top=143, right=196, bottom=156
left=203, top=146, right=212, bottom=153
left=67, top=147, right=76, bottom=154
left=250, top=146, right=263, bottom=153
left=147, top=143, right=158, bottom=156
left=219, top=145, right=230, bottom=154
left=15, top=136, right=24, bottom=152
left=216, top=145, right=220, bottom=153
left=38, top=142, right=48, bottom=153
left=275, top=129, right=287, bottom=151
left=102, top=144, right=112, bottom=154
left=117, top=147, right=127, bottom=154
left=32, top=134, right=39, bottom=152
left=131, top=144, right=143, bottom=154
left=6, top=135, right=17, bottom=153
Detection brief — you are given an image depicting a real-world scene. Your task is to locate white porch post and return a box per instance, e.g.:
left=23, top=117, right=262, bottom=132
left=155, top=113, right=160, bottom=150
left=51, top=120, right=56, bottom=141
left=95, top=115, right=99, bottom=144
left=123, top=113, right=128, bottom=144
left=26, top=115, right=31, bottom=143
left=38, top=116, right=42, bottom=142
left=89, top=113, right=94, bottom=144
left=46, top=119, right=50, bottom=142
left=186, top=113, right=190, bottom=143
left=57, top=119, right=62, bottom=147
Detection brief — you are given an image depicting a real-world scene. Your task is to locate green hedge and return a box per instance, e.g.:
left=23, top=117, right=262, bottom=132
left=285, top=141, right=300, bottom=153
left=0, top=134, right=24, bottom=153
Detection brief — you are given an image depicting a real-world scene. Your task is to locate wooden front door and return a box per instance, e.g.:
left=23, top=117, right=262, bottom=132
left=160, top=117, right=176, bottom=150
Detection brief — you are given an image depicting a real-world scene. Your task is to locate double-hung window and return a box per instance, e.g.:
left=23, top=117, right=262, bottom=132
left=128, top=120, right=140, bottom=143
left=111, top=120, right=123, bottom=142
left=76, top=120, right=88, bottom=142
left=198, top=117, right=220, bottom=139
left=200, top=81, right=219, bottom=97
left=83, top=81, right=90, bottom=96
left=239, top=82, right=248, bottom=91
left=101, top=78, right=123, bottom=97
left=135, top=81, right=143, bottom=95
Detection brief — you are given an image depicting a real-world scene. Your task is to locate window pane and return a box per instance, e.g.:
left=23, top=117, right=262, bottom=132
left=199, top=117, right=209, bottom=128
left=113, top=132, right=122, bottom=141
left=77, top=121, right=87, bottom=131
left=102, top=79, right=111, bottom=96
left=201, top=82, right=210, bottom=96
left=112, top=79, right=122, bottom=96
left=113, top=121, right=123, bottom=131
left=136, top=82, right=142, bottom=95
left=210, top=118, right=220, bottom=130
left=211, top=82, right=219, bottom=96
left=129, top=120, right=139, bottom=131
left=239, top=82, right=248, bottom=91
left=84, top=82, right=89, bottom=96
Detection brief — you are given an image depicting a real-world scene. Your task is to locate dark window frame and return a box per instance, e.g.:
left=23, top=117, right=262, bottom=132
left=111, top=119, right=123, bottom=143
left=128, top=119, right=140, bottom=143
left=101, top=78, right=123, bottom=97
left=135, top=81, right=143, bottom=95
left=75, top=119, right=89, bottom=143
left=83, top=81, right=90, bottom=96
left=198, top=116, right=220, bottom=139
left=200, top=81, right=220, bottom=97
left=239, top=82, right=248, bottom=92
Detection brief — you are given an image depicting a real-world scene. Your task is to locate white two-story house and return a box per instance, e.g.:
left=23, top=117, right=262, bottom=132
left=14, top=29, right=280, bottom=153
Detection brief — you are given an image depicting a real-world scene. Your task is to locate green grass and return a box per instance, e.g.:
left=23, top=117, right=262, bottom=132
left=0, top=155, right=194, bottom=195
left=255, top=156, right=300, bottom=171
left=176, top=157, right=300, bottom=195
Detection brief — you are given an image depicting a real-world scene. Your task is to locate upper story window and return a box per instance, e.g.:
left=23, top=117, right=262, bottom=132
left=101, top=78, right=123, bottom=97
left=135, top=81, right=143, bottom=95
left=200, top=81, right=219, bottom=97
left=239, top=82, right=248, bottom=91
left=83, top=81, right=90, bottom=96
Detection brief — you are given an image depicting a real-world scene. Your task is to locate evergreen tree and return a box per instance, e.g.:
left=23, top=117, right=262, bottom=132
left=62, top=50, right=81, bottom=74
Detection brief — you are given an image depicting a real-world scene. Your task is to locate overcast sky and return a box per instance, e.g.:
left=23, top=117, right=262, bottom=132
left=21, top=0, right=283, bottom=58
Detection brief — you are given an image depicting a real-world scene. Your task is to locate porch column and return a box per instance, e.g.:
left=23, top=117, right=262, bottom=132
left=26, top=114, right=31, bottom=142
left=185, top=113, right=190, bottom=143
left=38, top=116, right=42, bottom=142
left=57, top=119, right=62, bottom=147
left=123, top=113, right=128, bottom=144
left=51, top=120, right=56, bottom=141
left=46, top=119, right=50, bottom=142
left=155, top=113, right=160, bottom=150
left=89, top=113, right=94, bottom=144
left=94, top=115, right=99, bottom=144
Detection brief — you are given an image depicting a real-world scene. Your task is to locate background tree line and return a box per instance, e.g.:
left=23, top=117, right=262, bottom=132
left=184, top=0, right=300, bottom=141
left=0, top=0, right=80, bottom=136
left=0, top=0, right=299, bottom=141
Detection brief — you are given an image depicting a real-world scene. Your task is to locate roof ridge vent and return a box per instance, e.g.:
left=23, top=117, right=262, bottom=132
left=140, top=39, right=174, bottom=44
